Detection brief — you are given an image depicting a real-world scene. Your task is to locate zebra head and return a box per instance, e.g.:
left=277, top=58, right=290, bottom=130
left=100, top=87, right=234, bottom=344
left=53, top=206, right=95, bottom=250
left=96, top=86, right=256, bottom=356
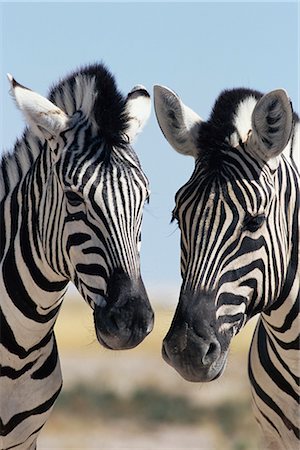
left=8, top=64, right=154, bottom=350
left=154, top=85, right=295, bottom=382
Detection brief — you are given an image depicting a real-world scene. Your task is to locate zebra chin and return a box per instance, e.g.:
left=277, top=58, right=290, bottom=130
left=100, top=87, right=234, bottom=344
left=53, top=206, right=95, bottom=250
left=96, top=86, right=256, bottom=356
left=94, top=322, right=153, bottom=350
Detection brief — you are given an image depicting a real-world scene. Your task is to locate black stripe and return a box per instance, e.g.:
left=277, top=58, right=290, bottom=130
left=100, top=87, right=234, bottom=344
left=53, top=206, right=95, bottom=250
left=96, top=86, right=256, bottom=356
left=257, top=322, right=299, bottom=403
left=0, top=385, right=62, bottom=436
left=252, top=396, right=281, bottom=438
left=2, top=246, right=62, bottom=323
left=0, top=310, right=52, bottom=359
left=31, top=338, right=58, bottom=380
left=19, top=183, right=67, bottom=293
left=0, top=360, right=37, bottom=380
left=76, top=263, right=108, bottom=279
left=268, top=330, right=300, bottom=351
left=66, top=233, right=91, bottom=253
left=270, top=301, right=299, bottom=334
left=248, top=362, right=300, bottom=439
left=266, top=329, right=300, bottom=385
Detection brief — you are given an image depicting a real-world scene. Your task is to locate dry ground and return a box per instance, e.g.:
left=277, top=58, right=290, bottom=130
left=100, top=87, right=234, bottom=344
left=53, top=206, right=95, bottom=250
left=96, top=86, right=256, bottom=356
left=39, top=293, right=261, bottom=450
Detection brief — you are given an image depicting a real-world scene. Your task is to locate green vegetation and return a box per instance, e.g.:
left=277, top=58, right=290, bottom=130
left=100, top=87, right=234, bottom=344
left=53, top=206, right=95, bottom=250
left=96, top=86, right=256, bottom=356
left=56, top=384, right=255, bottom=435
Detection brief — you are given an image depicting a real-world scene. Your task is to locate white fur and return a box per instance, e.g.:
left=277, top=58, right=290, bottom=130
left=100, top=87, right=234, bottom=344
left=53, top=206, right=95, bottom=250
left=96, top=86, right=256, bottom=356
left=8, top=75, right=68, bottom=139
left=232, top=96, right=258, bottom=145
left=217, top=302, right=246, bottom=319
left=126, top=86, right=151, bottom=143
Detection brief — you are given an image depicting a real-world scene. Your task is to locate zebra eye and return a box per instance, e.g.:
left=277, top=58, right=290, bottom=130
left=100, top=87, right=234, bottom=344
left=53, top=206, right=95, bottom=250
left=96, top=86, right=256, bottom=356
left=65, top=190, right=84, bottom=207
left=243, top=213, right=266, bottom=232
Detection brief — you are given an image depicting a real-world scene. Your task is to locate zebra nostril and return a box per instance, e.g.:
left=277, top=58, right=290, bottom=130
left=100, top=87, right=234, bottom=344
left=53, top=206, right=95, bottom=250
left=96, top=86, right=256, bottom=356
left=207, top=342, right=217, bottom=355
left=201, top=340, right=220, bottom=365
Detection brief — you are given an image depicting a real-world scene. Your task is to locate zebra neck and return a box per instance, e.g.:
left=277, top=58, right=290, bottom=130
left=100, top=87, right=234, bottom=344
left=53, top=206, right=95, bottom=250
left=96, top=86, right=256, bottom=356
left=259, top=156, right=299, bottom=345
left=261, top=252, right=299, bottom=353
left=1, top=182, right=68, bottom=350
left=1, top=136, right=68, bottom=317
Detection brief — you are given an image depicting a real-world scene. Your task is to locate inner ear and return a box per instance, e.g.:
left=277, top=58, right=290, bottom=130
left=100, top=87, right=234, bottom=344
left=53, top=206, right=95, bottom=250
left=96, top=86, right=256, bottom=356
left=250, top=89, right=293, bottom=160
left=8, top=74, right=69, bottom=141
left=154, top=85, right=202, bottom=158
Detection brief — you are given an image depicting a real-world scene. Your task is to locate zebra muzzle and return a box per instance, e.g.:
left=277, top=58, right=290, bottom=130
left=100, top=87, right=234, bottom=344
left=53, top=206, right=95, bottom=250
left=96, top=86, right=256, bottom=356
left=162, top=327, right=227, bottom=383
left=92, top=270, right=154, bottom=350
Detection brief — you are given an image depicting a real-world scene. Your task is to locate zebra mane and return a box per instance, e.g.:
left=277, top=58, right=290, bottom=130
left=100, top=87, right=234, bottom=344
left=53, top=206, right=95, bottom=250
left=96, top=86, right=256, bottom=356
left=1, top=63, right=129, bottom=198
left=48, top=63, right=129, bottom=147
left=197, top=88, right=263, bottom=170
left=198, top=88, right=299, bottom=171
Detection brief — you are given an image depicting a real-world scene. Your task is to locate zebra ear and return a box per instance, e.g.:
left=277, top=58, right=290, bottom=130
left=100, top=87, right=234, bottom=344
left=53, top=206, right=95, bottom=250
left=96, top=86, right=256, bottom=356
left=125, top=85, right=151, bottom=143
left=248, top=89, right=293, bottom=161
left=154, top=85, right=202, bottom=158
left=7, top=74, right=69, bottom=140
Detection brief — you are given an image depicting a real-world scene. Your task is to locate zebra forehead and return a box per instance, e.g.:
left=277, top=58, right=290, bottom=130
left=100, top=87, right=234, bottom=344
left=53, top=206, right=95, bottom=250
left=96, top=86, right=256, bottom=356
left=48, top=63, right=128, bottom=147
left=175, top=159, right=273, bottom=216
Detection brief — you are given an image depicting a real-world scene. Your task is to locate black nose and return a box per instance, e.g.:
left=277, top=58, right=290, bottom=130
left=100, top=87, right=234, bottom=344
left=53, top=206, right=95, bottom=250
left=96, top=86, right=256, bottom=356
left=94, top=269, right=154, bottom=350
left=162, top=327, right=224, bottom=382
left=163, top=327, right=221, bottom=366
left=161, top=287, right=227, bottom=382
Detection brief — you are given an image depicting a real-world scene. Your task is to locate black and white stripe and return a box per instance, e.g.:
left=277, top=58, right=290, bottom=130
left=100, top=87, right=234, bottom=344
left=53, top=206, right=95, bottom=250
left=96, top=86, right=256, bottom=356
left=0, top=63, right=153, bottom=449
left=154, top=85, right=299, bottom=450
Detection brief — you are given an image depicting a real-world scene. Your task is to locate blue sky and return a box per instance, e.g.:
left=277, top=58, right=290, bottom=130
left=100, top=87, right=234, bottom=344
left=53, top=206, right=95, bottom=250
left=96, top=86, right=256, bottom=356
left=1, top=2, right=299, bottom=300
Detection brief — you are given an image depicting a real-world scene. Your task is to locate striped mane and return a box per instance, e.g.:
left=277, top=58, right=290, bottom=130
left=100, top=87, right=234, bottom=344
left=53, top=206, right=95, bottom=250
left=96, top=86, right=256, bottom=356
left=197, top=88, right=263, bottom=170
left=48, top=63, right=129, bottom=146
left=1, top=63, right=129, bottom=198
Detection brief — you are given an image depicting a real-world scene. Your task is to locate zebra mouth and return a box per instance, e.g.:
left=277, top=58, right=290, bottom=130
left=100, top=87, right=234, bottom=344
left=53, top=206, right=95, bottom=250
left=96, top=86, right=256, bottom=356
left=210, top=356, right=227, bottom=380
left=95, top=329, right=126, bottom=350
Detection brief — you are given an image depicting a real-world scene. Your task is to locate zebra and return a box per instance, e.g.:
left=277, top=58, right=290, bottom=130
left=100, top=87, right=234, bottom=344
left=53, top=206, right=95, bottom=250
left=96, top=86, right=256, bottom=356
left=0, top=63, right=154, bottom=449
left=154, top=85, right=299, bottom=449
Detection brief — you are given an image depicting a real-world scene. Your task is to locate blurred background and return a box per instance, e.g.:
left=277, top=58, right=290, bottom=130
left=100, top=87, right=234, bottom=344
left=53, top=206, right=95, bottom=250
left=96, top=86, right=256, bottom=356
left=1, top=1, right=298, bottom=448
left=41, top=292, right=259, bottom=449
